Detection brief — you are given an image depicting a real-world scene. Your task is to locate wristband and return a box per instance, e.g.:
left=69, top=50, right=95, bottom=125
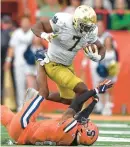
left=5, top=57, right=12, bottom=63
left=41, top=32, right=48, bottom=39
left=94, top=88, right=99, bottom=94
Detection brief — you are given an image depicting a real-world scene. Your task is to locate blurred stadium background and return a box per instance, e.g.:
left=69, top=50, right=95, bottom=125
left=1, top=0, right=130, bottom=146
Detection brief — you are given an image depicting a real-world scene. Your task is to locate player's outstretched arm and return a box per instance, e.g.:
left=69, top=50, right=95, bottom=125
left=70, top=79, right=113, bottom=113
left=75, top=99, right=98, bottom=122
left=61, top=79, right=113, bottom=120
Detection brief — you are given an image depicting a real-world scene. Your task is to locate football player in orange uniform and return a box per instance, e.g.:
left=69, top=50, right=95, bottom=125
left=1, top=79, right=113, bottom=146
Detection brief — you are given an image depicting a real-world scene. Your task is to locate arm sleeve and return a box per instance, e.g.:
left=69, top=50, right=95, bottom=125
left=49, top=13, right=65, bottom=33
left=69, top=89, right=97, bottom=113
left=75, top=100, right=97, bottom=122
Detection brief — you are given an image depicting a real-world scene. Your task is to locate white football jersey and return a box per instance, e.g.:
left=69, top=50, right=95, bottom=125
left=48, top=12, right=98, bottom=65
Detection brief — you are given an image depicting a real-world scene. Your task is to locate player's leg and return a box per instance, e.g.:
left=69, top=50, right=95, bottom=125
left=14, top=66, right=26, bottom=111
left=45, top=62, right=97, bottom=106
left=47, top=91, right=72, bottom=104
left=3, top=91, right=45, bottom=142
left=0, top=105, right=21, bottom=141
left=44, top=62, right=93, bottom=106
left=27, top=61, right=71, bottom=105
left=61, top=80, right=113, bottom=121
left=44, top=62, right=83, bottom=99
left=44, top=62, right=100, bottom=111
left=20, top=91, right=45, bottom=129
left=67, top=64, right=99, bottom=100
left=36, top=60, right=87, bottom=105
left=41, top=62, right=96, bottom=105
left=73, top=82, right=100, bottom=109
left=36, top=62, right=49, bottom=98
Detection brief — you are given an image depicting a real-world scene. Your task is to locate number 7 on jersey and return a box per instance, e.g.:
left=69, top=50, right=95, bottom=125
left=68, top=36, right=81, bottom=51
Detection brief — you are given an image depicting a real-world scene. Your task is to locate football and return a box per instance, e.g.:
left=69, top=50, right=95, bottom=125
left=85, top=44, right=99, bottom=54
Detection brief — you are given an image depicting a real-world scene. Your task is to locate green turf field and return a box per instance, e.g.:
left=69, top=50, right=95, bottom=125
left=1, top=120, right=130, bottom=146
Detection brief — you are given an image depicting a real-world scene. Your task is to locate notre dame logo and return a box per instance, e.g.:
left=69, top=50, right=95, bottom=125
left=52, top=15, right=58, bottom=24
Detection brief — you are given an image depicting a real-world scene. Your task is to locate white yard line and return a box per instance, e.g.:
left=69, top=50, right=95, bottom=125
left=100, top=130, right=130, bottom=135
left=98, top=136, right=130, bottom=142
left=97, top=124, right=130, bottom=128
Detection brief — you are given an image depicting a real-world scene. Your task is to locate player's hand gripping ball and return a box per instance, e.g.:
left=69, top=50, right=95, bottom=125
left=84, top=44, right=101, bottom=62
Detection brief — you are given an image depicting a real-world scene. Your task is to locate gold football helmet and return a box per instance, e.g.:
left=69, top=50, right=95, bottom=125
left=73, top=5, right=97, bottom=34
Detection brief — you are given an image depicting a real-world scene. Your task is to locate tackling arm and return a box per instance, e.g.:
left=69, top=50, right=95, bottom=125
left=61, top=79, right=113, bottom=120
left=61, top=90, right=97, bottom=121
left=75, top=100, right=97, bottom=122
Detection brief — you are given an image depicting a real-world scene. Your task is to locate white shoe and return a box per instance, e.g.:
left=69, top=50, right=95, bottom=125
left=24, top=88, right=39, bottom=103
left=7, top=140, right=14, bottom=145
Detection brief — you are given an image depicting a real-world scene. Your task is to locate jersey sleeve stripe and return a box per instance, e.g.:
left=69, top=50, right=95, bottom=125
left=63, top=120, right=77, bottom=133
left=21, top=95, right=44, bottom=129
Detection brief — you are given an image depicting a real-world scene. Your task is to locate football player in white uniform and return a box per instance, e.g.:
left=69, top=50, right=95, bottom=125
left=31, top=5, right=106, bottom=105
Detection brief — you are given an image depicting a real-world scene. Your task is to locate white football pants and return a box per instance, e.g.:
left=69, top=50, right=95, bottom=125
left=14, top=65, right=26, bottom=111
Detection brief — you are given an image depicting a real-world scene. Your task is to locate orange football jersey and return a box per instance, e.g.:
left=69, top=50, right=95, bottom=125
left=17, top=118, right=78, bottom=145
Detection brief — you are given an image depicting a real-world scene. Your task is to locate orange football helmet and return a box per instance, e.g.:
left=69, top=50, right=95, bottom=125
left=77, top=120, right=99, bottom=145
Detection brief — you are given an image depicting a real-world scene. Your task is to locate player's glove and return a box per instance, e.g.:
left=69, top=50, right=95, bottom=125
left=94, top=79, right=113, bottom=94
left=35, top=49, right=49, bottom=66
left=84, top=44, right=101, bottom=62
left=41, top=32, right=58, bottom=42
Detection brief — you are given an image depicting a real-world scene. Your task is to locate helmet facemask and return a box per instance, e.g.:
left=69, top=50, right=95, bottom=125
left=79, top=23, right=96, bottom=33
left=73, top=18, right=96, bottom=35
